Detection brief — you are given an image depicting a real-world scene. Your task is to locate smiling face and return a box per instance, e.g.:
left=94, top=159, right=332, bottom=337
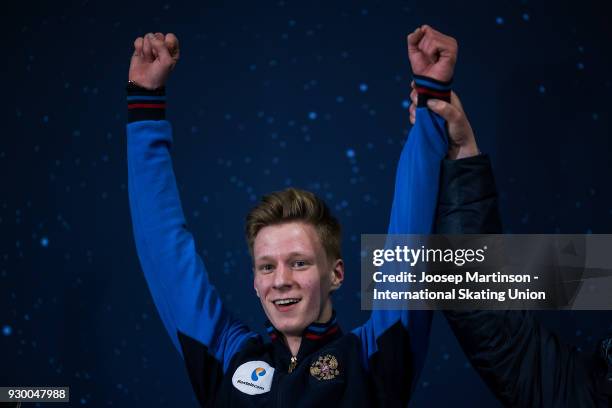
left=253, top=222, right=344, bottom=337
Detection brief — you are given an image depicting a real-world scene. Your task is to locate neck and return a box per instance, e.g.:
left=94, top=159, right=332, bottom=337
left=282, top=300, right=334, bottom=357
left=285, top=334, right=302, bottom=357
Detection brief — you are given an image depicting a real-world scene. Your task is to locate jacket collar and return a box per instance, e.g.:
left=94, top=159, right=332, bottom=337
left=264, top=310, right=342, bottom=350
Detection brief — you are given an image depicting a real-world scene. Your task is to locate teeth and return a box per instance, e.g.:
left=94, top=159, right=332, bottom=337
left=274, top=298, right=300, bottom=305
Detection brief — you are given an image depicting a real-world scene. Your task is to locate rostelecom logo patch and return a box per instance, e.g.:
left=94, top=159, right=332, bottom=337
left=232, top=361, right=275, bottom=395
left=251, top=367, right=267, bottom=381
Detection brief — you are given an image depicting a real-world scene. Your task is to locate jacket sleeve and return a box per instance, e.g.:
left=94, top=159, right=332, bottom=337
left=126, top=87, right=257, bottom=405
left=351, top=76, right=450, bottom=403
left=436, top=155, right=607, bottom=407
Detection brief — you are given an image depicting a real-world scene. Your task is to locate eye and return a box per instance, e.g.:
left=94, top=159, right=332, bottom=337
left=292, top=260, right=308, bottom=269
left=258, top=264, right=274, bottom=273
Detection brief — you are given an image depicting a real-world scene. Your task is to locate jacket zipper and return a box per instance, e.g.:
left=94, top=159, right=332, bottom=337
left=277, top=355, right=298, bottom=407
left=288, top=355, right=297, bottom=373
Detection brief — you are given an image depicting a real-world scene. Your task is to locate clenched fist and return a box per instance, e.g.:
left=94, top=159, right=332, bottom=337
left=129, top=32, right=180, bottom=90
left=407, top=25, right=457, bottom=83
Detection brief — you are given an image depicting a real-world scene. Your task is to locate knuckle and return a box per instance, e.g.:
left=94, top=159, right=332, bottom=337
left=167, top=33, right=179, bottom=45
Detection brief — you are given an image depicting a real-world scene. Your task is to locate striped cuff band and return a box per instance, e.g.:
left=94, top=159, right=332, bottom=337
left=413, top=74, right=452, bottom=107
left=126, top=82, right=166, bottom=123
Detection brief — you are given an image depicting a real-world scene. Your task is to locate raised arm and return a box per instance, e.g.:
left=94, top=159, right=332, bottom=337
left=126, top=33, right=256, bottom=395
left=431, top=93, right=610, bottom=407
left=351, top=26, right=473, bottom=401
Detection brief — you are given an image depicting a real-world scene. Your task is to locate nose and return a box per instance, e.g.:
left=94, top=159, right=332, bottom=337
left=273, top=263, right=294, bottom=290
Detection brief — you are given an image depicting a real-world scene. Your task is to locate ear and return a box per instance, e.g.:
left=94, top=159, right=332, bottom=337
left=329, top=259, right=344, bottom=292
left=253, top=269, right=260, bottom=298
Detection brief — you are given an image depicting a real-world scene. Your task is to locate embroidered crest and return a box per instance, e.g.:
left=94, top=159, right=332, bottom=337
left=310, top=354, right=339, bottom=380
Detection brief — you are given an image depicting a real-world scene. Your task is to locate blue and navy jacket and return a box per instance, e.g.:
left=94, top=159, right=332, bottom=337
left=125, top=77, right=487, bottom=407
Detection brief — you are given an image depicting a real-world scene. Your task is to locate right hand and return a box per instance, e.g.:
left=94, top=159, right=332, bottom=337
left=129, top=32, right=180, bottom=90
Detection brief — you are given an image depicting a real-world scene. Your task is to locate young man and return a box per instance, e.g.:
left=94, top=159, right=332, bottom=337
left=125, top=26, right=497, bottom=406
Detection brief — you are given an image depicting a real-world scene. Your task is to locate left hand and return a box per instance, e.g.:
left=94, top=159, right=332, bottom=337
left=409, top=84, right=479, bottom=160
left=407, top=25, right=457, bottom=83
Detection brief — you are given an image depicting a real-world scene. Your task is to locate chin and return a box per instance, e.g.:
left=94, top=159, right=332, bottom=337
left=262, top=299, right=322, bottom=335
left=271, top=315, right=307, bottom=335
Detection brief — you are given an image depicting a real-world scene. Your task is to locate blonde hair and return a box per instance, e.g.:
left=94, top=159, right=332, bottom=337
left=245, top=188, right=342, bottom=260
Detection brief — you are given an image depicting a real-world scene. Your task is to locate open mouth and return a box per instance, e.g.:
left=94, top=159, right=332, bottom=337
left=272, top=298, right=302, bottom=311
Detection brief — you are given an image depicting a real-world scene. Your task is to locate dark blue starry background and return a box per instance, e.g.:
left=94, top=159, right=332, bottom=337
left=2, top=0, right=611, bottom=406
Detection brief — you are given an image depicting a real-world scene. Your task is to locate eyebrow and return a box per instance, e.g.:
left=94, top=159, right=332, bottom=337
left=255, top=252, right=313, bottom=262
